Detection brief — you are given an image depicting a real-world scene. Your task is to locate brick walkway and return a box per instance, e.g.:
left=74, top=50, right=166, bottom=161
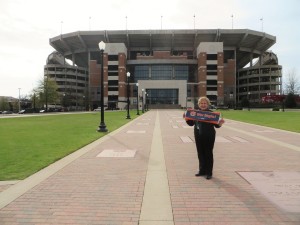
left=0, top=110, right=300, bottom=225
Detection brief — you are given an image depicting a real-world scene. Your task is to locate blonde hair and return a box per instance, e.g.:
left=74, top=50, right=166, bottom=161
left=198, top=96, right=211, bottom=107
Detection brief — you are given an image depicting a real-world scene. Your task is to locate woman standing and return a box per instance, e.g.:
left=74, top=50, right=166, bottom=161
left=186, top=97, right=224, bottom=180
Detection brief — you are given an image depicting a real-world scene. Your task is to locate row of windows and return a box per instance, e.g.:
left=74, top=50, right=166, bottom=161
left=239, top=68, right=281, bottom=77
left=45, top=67, right=87, bottom=75
left=134, top=65, right=189, bottom=81
left=152, top=65, right=173, bottom=80
left=130, top=51, right=194, bottom=60
left=238, top=84, right=278, bottom=93
left=56, top=81, right=86, bottom=87
left=57, top=88, right=85, bottom=94
left=145, top=89, right=178, bottom=104
left=239, top=77, right=279, bottom=85
left=49, top=74, right=87, bottom=81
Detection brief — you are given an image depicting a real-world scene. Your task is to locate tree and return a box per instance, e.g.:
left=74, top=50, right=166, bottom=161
left=240, top=97, right=249, bottom=107
left=33, top=77, right=59, bottom=111
left=0, top=97, right=10, bottom=111
left=284, top=69, right=300, bottom=95
left=285, top=93, right=297, bottom=108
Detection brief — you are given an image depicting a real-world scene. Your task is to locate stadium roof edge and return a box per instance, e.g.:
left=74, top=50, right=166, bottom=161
left=49, top=29, right=277, bottom=69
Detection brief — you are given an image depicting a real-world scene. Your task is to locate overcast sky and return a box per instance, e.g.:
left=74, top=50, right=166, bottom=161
left=0, top=0, right=299, bottom=98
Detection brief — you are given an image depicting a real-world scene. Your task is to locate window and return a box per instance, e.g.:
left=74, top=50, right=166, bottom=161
left=207, top=87, right=217, bottom=91
left=108, top=55, right=118, bottom=61
left=207, top=54, right=217, bottom=60
left=207, top=71, right=217, bottom=75
left=147, top=89, right=178, bottom=104
left=108, top=80, right=118, bottom=86
left=108, top=72, right=118, bottom=76
left=108, top=65, right=118, bottom=71
left=174, top=65, right=188, bottom=80
left=134, top=65, right=149, bottom=81
left=207, top=80, right=217, bottom=85
left=207, top=65, right=217, bottom=70
left=152, top=65, right=172, bottom=80
left=108, top=87, right=118, bottom=91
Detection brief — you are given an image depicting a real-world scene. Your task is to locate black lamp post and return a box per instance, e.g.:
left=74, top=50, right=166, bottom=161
left=126, top=72, right=131, bottom=119
left=97, top=41, right=108, bottom=132
left=142, top=89, right=145, bottom=113
left=136, top=83, right=140, bottom=115
left=248, top=91, right=251, bottom=111
left=45, top=55, right=50, bottom=112
left=45, top=76, right=48, bottom=112
left=33, top=93, right=36, bottom=112
left=18, top=88, right=21, bottom=113
left=229, top=93, right=233, bottom=109
left=83, top=95, right=85, bottom=111
left=145, top=92, right=148, bottom=111
left=282, top=91, right=285, bottom=112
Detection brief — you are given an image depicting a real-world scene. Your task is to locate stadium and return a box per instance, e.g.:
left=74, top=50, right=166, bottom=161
left=45, top=29, right=282, bottom=110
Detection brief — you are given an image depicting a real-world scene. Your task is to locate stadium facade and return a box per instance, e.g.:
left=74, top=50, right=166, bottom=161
left=45, top=29, right=282, bottom=110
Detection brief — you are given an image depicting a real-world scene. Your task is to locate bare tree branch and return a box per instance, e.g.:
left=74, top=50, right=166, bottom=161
left=284, top=69, right=300, bottom=94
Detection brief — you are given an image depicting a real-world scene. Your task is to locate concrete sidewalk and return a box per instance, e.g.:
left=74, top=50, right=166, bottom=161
left=0, top=110, right=300, bottom=225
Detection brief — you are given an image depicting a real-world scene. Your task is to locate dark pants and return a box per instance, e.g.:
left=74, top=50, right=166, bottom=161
left=194, top=129, right=215, bottom=176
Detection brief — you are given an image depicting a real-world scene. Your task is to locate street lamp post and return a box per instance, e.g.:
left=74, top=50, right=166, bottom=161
left=33, top=93, right=36, bottom=112
left=45, top=76, right=48, bottom=112
left=142, top=89, right=144, bottom=113
left=144, top=91, right=147, bottom=111
left=282, top=91, right=285, bottom=112
left=136, top=83, right=140, bottom=115
left=248, top=91, right=251, bottom=111
left=229, top=93, right=233, bottom=109
left=126, top=72, right=131, bottom=119
left=97, top=41, right=108, bottom=132
left=83, top=95, right=85, bottom=111
left=145, top=92, right=148, bottom=111
left=18, top=88, right=21, bottom=112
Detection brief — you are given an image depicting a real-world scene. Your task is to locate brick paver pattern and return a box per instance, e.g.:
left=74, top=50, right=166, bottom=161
left=1, top=110, right=300, bottom=225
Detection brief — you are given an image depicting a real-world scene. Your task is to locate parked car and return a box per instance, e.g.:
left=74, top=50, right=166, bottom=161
left=93, top=105, right=108, bottom=111
left=2, top=111, right=13, bottom=114
left=18, top=110, right=26, bottom=114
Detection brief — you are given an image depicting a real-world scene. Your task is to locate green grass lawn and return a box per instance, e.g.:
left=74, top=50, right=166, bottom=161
left=0, top=111, right=138, bottom=180
left=0, top=110, right=299, bottom=181
left=220, top=110, right=300, bottom=133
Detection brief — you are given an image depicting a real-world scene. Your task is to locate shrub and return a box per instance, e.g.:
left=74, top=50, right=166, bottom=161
left=272, top=107, right=280, bottom=111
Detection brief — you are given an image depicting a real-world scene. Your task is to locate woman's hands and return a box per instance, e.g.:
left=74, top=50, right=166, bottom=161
left=219, top=119, right=225, bottom=126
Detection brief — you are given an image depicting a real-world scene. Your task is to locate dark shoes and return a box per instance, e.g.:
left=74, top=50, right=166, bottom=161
left=195, top=172, right=206, bottom=177
left=195, top=171, right=213, bottom=179
left=206, top=175, right=212, bottom=180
